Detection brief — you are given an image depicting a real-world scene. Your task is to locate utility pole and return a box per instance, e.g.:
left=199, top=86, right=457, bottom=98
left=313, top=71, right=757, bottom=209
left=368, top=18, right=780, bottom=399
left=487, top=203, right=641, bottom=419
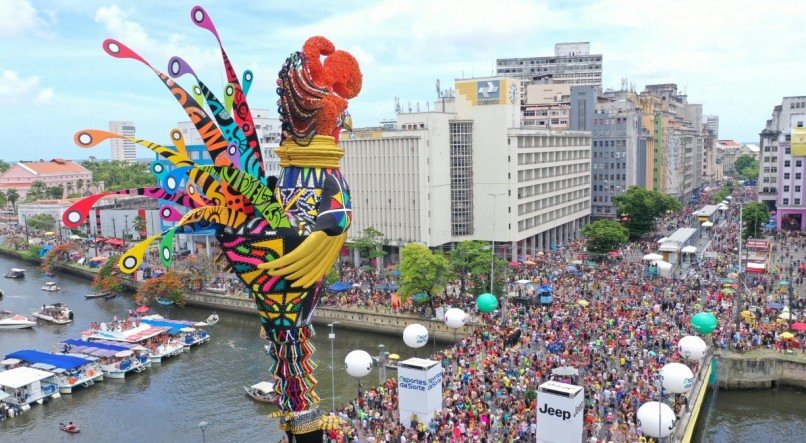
left=112, top=216, right=117, bottom=239
left=327, top=322, right=339, bottom=412
left=23, top=214, right=29, bottom=244
left=124, top=214, right=129, bottom=241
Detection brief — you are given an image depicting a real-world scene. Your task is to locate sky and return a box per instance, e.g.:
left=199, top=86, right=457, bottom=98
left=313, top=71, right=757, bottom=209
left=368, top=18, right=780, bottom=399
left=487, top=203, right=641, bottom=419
left=0, top=0, right=804, bottom=161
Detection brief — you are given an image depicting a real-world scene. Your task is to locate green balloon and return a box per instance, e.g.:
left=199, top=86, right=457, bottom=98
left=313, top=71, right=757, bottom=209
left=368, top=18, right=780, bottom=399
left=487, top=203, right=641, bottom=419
left=476, top=293, right=498, bottom=313
left=691, top=312, right=718, bottom=334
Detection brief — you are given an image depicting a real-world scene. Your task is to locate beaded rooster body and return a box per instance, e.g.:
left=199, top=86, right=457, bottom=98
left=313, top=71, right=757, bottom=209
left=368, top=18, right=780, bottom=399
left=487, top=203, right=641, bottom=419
left=62, top=5, right=361, bottom=441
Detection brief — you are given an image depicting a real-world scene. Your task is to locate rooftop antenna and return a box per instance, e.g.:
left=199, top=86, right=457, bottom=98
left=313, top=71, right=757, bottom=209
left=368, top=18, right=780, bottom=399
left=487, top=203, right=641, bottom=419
left=416, top=102, right=420, bottom=113
left=394, top=97, right=401, bottom=114
left=436, top=79, right=441, bottom=98
left=408, top=102, right=412, bottom=113
left=426, top=102, right=430, bottom=112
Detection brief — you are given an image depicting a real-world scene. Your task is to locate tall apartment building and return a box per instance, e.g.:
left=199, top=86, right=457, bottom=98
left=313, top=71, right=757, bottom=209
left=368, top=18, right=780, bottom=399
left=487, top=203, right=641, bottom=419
left=704, top=115, right=719, bottom=138
left=341, top=76, right=591, bottom=259
left=109, top=121, right=136, bottom=162
left=760, top=96, right=806, bottom=230
left=496, top=42, right=602, bottom=102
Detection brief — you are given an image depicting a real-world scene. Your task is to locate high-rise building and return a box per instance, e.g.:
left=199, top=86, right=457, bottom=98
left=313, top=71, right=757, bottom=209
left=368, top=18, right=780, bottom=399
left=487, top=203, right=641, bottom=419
left=704, top=115, right=719, bottom=139
left=760, top=96, right=806, bottom=230
left=496, top=42, right=603, bottom=102
left=341, top=76, right=591, bottom=259
left=109, top=121, right=136, bottom=162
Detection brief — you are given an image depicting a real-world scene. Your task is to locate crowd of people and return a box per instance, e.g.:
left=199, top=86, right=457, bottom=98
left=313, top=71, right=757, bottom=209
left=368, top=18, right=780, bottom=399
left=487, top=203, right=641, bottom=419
left=316, top=185, right=804, bottom=442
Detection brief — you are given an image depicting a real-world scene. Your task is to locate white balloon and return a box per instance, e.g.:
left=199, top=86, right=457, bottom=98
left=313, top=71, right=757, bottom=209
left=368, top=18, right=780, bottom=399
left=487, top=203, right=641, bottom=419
left=637, top=401, right=676, bottom=438
left=403, top=323, right=429, bottom=348
left=660, top=362, right=694, bottom=393
left=678, top=335, right=708, bottom=361
left=443, top=308, right=468, bottom=329
left=344, top=350, right=373, bottom=378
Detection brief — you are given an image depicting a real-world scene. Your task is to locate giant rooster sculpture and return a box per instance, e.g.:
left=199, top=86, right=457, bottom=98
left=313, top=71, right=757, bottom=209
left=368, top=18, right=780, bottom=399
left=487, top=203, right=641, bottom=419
left=62, top=5, right=361, bottom=441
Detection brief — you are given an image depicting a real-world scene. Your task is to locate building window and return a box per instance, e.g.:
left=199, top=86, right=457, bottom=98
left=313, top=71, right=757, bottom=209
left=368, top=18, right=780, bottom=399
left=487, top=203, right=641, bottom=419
left=785, top=173, right=790, bottom=179
left=797, top=186, right=802, bottom=192
left=785, top=160, right=791, bottom=167
left=797, top=173, right=802, bottom=180
left=798, top=160, right=803, bottom=167
left=449, top=121, right=474, bottom=236
left=783, top=198, right=789, bottom=205
left=797, top=199, right=802, bottom=205
left=784, top=185, right=790, bottom=192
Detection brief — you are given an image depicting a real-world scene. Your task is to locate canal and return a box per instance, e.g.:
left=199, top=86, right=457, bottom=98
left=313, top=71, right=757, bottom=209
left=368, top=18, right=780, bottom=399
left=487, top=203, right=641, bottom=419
left=0, top=255, right=416, bottom=442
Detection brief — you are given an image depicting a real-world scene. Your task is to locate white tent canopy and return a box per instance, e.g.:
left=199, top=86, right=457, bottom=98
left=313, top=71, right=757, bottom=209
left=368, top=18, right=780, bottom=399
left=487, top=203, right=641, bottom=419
left=657, top=237, right=668, bottom=243
left=681, top=245, right=698, bottom=254
left=701, top=221, right=714, bottom=228
left=655, top=260, right=673, bottom=269
left=643, top=253, right=664, bottom=261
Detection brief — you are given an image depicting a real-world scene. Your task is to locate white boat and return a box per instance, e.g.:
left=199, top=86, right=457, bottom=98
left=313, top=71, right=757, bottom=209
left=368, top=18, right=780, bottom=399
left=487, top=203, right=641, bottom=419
left=2, top=351, right=103, bottom=394
left=87, top=323, right=184, bottom=364
left=243, top=381, right=277, bottom=403
left=4, top=268, right=25, bottom=279
left=0, top=367, right=60, bottom=414
left=59, top=340, right=147, bottom=379
left=194, top=313, right=219, bottom=328
left=31, top=303, right=73, bottom=324
left=0, top=311, right=36, bottom=330
left=41, top=282, right=61, bottom=292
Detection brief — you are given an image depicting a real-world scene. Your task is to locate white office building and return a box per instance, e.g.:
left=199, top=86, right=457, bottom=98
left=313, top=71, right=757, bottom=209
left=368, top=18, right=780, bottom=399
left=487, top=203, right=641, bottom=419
left=109, top=121, right=136, bottom=162
left=341, top=76, right=591, bottom=260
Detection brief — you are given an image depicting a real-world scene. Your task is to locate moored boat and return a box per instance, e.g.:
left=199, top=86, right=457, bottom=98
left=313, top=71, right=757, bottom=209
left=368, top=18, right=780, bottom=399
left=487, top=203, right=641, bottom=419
left=31, top=303, right=73, bottom=325
left=243, top=381, right=277, bottom=404
left=0, top=366, right=60, bottom=414
left=41, top=282, right=61, bottom=292
left=59, top=340, right=147, bottom=379
left=2, top=350, right=103, bottom=394
left=156, top=297, right=175, bottom=306
left=104, top=293, right=118, bottom=300
left=4, top=268, right=25, bottom=279
left=139, top=317, right=211, bottom=347
left=0, top=311, right=36, bottom=330
left=84, top=292, right=111, bottom=299
left=179, top=327, right=210, bottom=347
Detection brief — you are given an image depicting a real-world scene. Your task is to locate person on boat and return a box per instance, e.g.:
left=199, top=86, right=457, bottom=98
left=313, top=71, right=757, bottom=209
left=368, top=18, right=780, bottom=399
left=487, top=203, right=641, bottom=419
left=65, top=422, right=77, bottom=431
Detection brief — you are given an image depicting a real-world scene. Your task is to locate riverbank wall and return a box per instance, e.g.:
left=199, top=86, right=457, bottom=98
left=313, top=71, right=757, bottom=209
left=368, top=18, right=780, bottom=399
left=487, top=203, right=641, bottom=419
left=0, top=247, right=472, bottom=341
left=713, top=350, right=806, bottom=389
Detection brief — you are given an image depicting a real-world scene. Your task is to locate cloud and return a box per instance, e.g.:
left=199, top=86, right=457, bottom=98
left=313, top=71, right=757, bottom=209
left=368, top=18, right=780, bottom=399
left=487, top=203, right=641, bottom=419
left=0, top=0, right=47, bottom=37
left=93, top=5, right=221, bottom=74
left=0, top=69, right=55, bottom=105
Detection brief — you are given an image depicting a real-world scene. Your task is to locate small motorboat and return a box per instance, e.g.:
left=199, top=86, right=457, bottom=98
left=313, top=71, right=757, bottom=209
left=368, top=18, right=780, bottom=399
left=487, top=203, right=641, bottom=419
left=194, top=313, right=219, bottom=327
left=0, top=311, right=36, bottom=329
left=84, top=292, right=111, bottom=299
left=60, top=422, right=80, bottom=433
left=4, top=268, right=25, bottom=279
left=32, top=303, right=73, bottom=324
left=104, top=293, right=118, bottom=300
left=244, top=381, right=277, bottom=404
left=41, top=282, right=61, bottom=292
left=156, top=297, right=175, bottom=306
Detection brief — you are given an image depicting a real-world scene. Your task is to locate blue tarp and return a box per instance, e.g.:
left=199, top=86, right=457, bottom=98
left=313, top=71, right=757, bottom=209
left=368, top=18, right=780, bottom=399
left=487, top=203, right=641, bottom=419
left=538, top=285, right=553, bottom=294
left=139, top=319, right=186, bottom=335
left=327, top=281, right=352, bottom=292
left=6, top=349, right=93, bottom=370
left=539, top=295, right=554, bottom=304
left=62, top=339, right=129, bottom=352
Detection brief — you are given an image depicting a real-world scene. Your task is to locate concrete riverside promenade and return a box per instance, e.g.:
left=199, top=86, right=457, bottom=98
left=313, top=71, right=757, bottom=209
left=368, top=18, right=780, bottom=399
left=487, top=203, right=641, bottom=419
left=0, top=247, right=473, bottom=341
left=713, top=348, right=806, bottom=389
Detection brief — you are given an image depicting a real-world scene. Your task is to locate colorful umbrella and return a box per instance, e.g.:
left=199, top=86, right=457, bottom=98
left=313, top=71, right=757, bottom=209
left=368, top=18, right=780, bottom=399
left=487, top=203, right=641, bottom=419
left=780, top=332, right=795, bottom=340
left=135, top=305, right=150, bottom=314
left=577, top=300, right=590, bottom=307
left=791, top=322, right=806, bottom=332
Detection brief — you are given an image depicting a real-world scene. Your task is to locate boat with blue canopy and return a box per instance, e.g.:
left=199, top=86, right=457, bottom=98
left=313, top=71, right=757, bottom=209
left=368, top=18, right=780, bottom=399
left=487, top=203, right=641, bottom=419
left=84, top=323, right=182, bottom=363
left=2, top=350, right=103, bottom=394
left=59, top=339, right=148, bottom=379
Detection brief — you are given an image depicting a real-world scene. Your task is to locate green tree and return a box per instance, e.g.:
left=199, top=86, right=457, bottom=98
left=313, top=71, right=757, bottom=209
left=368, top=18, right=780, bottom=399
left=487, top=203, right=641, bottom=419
left=739, top=166, right=759, bottom=181
left=25, top=180, right=48, bottom=202
left=448, top=240, right=499, bottom=296
left=46, top=185, right=64, bottom=199
left=348, top=226, right=387, bottom=266
left=0, top=160, right=10, bottom=173
left=6, top=189, right=19, bottom=213
left=0, top=190, right=6, bottom=210
left=613, top=186, right=682, bottom=239
left=582, top=220, right=629, bottom=255
left=133, top=215, right=147, bottom=238
left=742, top=202, right=769, bottom=240
left=399, top=243, right=450, bottom=303
left=734, top=155, right=757, bottom=177
left=26, top=214, right=56, bottom=231
left=80, top=160, right=153, bottom=192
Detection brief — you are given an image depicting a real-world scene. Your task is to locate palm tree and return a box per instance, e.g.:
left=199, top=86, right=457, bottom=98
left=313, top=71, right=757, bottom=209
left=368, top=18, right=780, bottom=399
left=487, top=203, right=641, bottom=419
left=6, top=189, right=19, bottom=214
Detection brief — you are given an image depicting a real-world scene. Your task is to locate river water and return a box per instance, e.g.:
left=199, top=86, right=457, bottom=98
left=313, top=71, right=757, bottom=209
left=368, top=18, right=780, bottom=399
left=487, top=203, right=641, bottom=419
left=1, top=255, right=804, bottom=442
left=0, top=255, right=417, bottom=442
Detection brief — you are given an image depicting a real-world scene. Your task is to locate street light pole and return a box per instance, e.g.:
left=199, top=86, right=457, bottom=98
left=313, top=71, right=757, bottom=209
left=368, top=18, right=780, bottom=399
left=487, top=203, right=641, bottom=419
left=487, top=192, right=506, bottom=294
left=328, top=322, right=339, bottom=412
left=22, top=214, right=29, bottom=244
